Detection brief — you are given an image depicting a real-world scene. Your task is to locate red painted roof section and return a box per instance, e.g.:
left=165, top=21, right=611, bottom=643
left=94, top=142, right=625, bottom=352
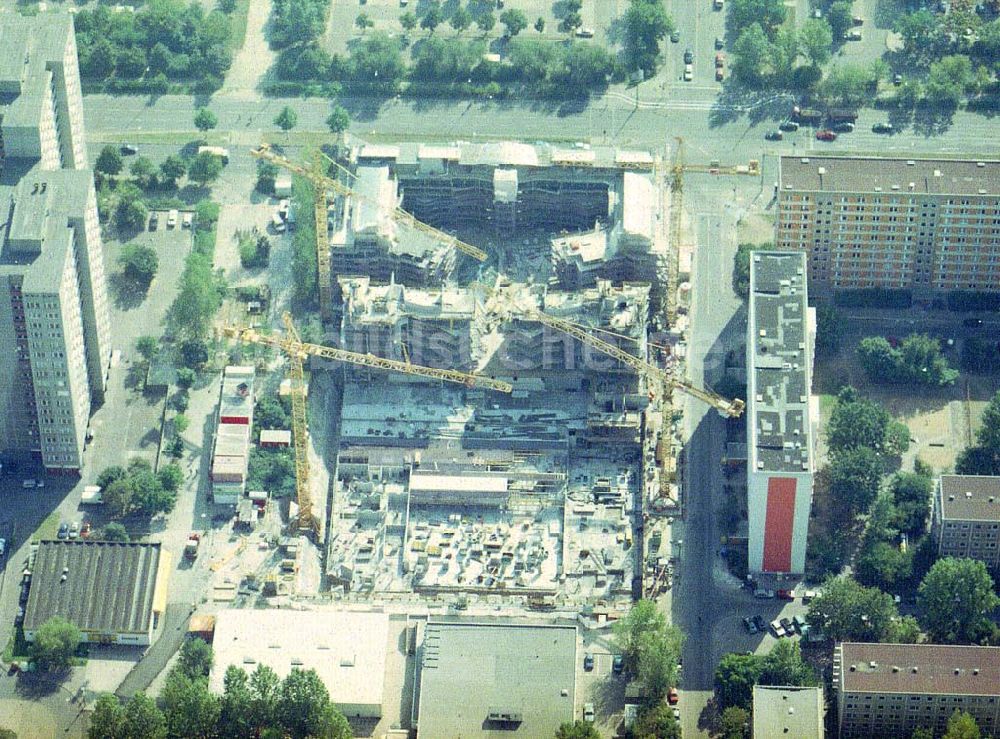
left=763, top=477, right=796, bottom=572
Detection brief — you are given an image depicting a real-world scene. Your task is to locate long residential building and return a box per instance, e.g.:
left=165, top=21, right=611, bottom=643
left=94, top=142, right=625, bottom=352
left=932, top=474, right=1000, bottom=567
left=0, top=15, right=111, bottom=473
left=834, top=642, right=1000, bottom=738
left=746, top=252, right=815, bottom=575
left=775, top=156, right=1000, bottom=293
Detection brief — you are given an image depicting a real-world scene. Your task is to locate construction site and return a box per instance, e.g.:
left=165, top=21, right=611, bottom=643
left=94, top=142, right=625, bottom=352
left=217, top=139, right=746, bottom=611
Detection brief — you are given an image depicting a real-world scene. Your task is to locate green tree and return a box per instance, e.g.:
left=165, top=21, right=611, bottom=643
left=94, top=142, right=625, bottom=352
left=31, top=617, right=81, bottom=670
left=896, top=334, right=959, bottom=386
left=248, top=664, right=282, bottom=730
left=729, top=0, right=785, bottom=35
left=120, top=244, right=158, bottom=286
left=274, top=106, right=298, bottom=132
left=637, top=624, right=684, bottom=700
left=130, top=156, right=158, bottom=189
left=160, top=155, right=187, bottom=188
left=769, top=27, right=799, bottom=86
left=173, top=414, right=190, bottom=436
left=856, top=540, right=912, bottom=593
left=218, top=666, right=253, bottom=738
left=807, top=575, right=901, bottom=642
left=623, top=0, right=674, bottom=74
left=560, top=42, right=616, bottom=88
left=160, top=669, right=220, bottom=738
left=450, top=6, right=472, bottom=33
left=891, top=471, right=933, bottom=536
left=555, top=721, right=601, bottom=739
left=276, top=668, right=352, bottom=739
left=815, top=304, right=843, bottom=356
left=925, top=54, right=973, bottom=107
left=400, top=11, right=417, bottom=32
left=115, top=194, right=149, bottom=233
left=500, top=8, right=528, bottom=36
left=194, top=107, right=218, bottom=134
left=104, top=477, right=136, bottom=518
left=612, top=599, right=665, bottom=675
left=326, top=105, right=351, bottom=135
left=943, top=710, right=982, bottom=739
left=957, top=391, right=1000, bottom=475
left=101, top=522, right=130, bottom=542
left=123, top=692, right=167, bottom=739
left=758, top=639, right=815, bottom=687
left=884, top=421, right=912, bottom=457
left=719, top=706, right=750, bottom=739
left=829, top=446, right=883, bottom=513
left=181, top=338, right=210, bottom=368
left=97, top=465, right=127, bottom=490
left=918, top=557, right=999, bottom=644
left=188, top=152, right=224, bottom=186
left=731, top=242, right=773, bottom=298
left=714, top=652, right=760, bottom=710
left=348, top=32, right=406, bottom=92
left=477, top=11, right=496, bottom=34
left=535, top=16, right=545, bottom=32
left=421, top=4, right=444, bottom=33
left=826, top=388, right=891, bottom=454
left=799, top=18, right=832, bottom=66
left=355, top=12, right=374, bottom=32
left=157, top=463, right=184, bottom=493
left=819, top=63, right=872, bottom=107
left=178, top=637, right=214, bottom=679
left=896, top=9, right=941, bottom=63
left=176, top=367, right=197, bottom=389
left=96, top=145, right=124, bottom=176
left=732, top=23, right=771, bottom=86
left=826, top=0, right=853, bottom=41
left=629, top=704, right=681, bottom=739
left=135, top=335, right=159, bottom=364
left=89, top=694, right=126, bottom=739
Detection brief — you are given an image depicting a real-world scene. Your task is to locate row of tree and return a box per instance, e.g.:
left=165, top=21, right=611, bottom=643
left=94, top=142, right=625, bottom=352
left=715, top=639, right=816, bottom=712
left=96, top=458, right=183, bottom=519
left=956, top=390, right=1000, bottom=476
left=858, top=334, right=959, bottom=387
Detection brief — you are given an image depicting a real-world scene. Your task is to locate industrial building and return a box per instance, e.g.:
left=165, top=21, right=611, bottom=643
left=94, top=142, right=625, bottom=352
left=23, top=541, right=170, bottom=646
left=209, top=608, right=390, bottom=718
left=0, top=15, right=111, bottom=473
left=752, top=685, right=824, bottom=738
left=775, top=156, right=1000, bottom=294
left=834, top=642, right=1000, bottom=738
left=417, top=620, right=577, bottom=737
left=932, top=475, right=1000, bottom=567
left=210, top=366, right=255, bottom=504
left=746, top=252, right=815, bottom=576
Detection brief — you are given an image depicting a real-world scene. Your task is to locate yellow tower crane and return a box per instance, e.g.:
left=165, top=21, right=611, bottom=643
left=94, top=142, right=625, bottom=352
left=251, top=145, right=489, bottom=322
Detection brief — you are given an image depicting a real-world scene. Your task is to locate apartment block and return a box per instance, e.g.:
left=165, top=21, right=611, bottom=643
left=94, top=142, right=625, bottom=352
left=932, top=475, right=1000, bottom=567
left=776, top=156, right=1000, bottom=293
left=834, top=642, right=1000, bottom=738
left=0, top=16, right=109, bottom=473
left=747, top=252, right=815, bottom=575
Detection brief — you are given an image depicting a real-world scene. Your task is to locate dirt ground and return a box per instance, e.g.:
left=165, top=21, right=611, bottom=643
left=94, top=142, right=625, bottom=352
left=0, top=699, right=63, bottom=738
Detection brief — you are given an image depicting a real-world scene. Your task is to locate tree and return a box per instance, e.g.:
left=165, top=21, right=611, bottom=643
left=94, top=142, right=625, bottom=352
left=962, top=338, right=998, bottom=373
left=815, top=304, right=843, bottom=356
left=325, top=106, right=351, bottom=136
left=957, top=391, right=1000, bottom=475
left=135, top=336, right=159, bottom=364
left=348, top=32, right=406, bottom=93
left=613, top=599, right=666, bottom=675
left=31, top=617, right=81, bottom=670
left=400, top=11, right=417, bottom=32
left=819, top=64, right=872, bottom=107
left=115, top=192, right=148, bottom=233
left=178, top=637, right=214, bottom=679
left=555, top=721, right=601, bottom=739
left=826, top=388, right=891, bottom=454
left=173, top=414, right=190, bottom=436
left=884, top=421, right=912, bottom=458
left=714, top=652, right=760, bottom=710
left=120, top=244, right=159, bottom=286
left=160, top=669, right=220, bottom=739
left=856, top=540, right=912, bottom=593
left=219, top=0, right=237, bottom=11
left=176, top=367, right=197, bottom=389
left=829, top=446, right=883, bottom=513
left=758, top=639, right=815, bottom=687
left=97, top=465, right=127, bottom=490
left=535, top=16, right=545, bottom=32
left=96, top=145, right=124, bottom=176
left=719, top=706, right=750, bottom=739
left=104, top=477, right=136, bottom=519
left=637, top=624, right=684, bottom=700
left=421, top=5, right=444, bottom=33
left=896, top=9, right=942, bottom=63
left=355, top=12, right=374, bottom=32
left=925, top=54, right=973, bottom=107
left=799, top=18, right=832, bottom=66
left=116, top=46, right=149, bottom=78
left=918, top=557, right=999, bottom=644
left=623, top=0, right=674, bottom=74
left=123, top=692, right=167, bottom=739
left=500, top=8, right=528, bottom=37
left=943, top=711, right=983, bottom=739
left=826, top=0, right=853, bottom=41
left=890, top=472, right=933, bottom=536
left=629, top=704, right=681, bottom=739
left=896, top=334, right=959, bottom=386
left=732, top=23, right=771, bottom=86
left=248, top=664, right=281, bottom=730
left=89, top=694, right=126, bottom=739
left=732, top=242, right=773, bottom=298
left=807, top=575, right=901, bottom=642
left=218, top=666, right=253, bottom=739
left=477, top=11, right=496, bottom=34
left=181, top=338, right=210, bottom=368
left=130, top=156, right=158, bottom=189
left=188, top=152, right=224, bottom=187
left=729, top=0, right=785, bottom=35
left=450, top=6, right=472, bottom=33
left=160, top=155, right=187, bottom=188
left=101, top=522, right=130, bottom=542
left=276, top=668, right=351, bottom=739
left=158, top=463, right=184, bottom=493
left=194, top=107, right=218, bottom=134
left=274, top=106, right=298, bottom=132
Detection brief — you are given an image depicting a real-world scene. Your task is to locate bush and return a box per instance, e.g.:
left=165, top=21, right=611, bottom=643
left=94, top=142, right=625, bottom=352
left=119, top=244, right=159, bottom=286
left=239, top=234, right=271, bottom=269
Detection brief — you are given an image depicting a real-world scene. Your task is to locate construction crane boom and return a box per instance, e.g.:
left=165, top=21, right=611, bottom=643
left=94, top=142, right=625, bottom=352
left=251, top=145, right=489, bottom=262
left=281, top=314, right=317, bottom=535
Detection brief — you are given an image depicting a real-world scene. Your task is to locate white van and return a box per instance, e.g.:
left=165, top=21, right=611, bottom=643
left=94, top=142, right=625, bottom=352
left=271, top=213, right=286, bottom=233
left=167, top=209, right=178, bottom=229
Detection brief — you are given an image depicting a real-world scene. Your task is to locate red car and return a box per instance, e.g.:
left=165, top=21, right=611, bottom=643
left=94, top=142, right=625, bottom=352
left=816, top=129, right=837, bottom=141
left=777, top=588, right=795, bottom=601
left=668, top=688, right=679, bottom=705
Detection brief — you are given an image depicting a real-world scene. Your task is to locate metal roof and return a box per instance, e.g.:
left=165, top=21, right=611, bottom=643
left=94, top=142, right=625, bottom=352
left=939, top=475, right=1000, bottom=522
left=779, top=156, right=1000, bottom=196
left=838, top=642, right=1000, bottom=696
left=24, top=541, right=165, bottom=636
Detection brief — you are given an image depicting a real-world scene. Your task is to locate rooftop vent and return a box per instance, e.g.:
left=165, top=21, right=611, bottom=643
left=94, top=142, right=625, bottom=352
left=934, top=170, right=942, bottom=177
left=989, top=497, right=995, bottom=503
left=979, top=189, right=988, bottom=195
left=974, top=669, right=980, bottom=675
left=954, top=668, right=961, bottom=675
left=849, top=665, right=856, bottom=672
left=966, top=491, right=973, bottom=499
left=891, top=185, right=899, bottom=190
left=948, top=495, right=955, bottom=501
left=909, top=182, right=915, bottom=190
left=912, top=667, right=919, bottom=673
left=892, top=666, right=899, bottom=673
left=869, top=661, right=877, bottom=669
left=976, top=162, right=985, bottom=167
left=801, top=158, right=810, bottom=164
left=818, top=167, right=826, bottom=175
left=875, top=186, right=883, bottom=192
left=906, top=160, right=916, bottom=166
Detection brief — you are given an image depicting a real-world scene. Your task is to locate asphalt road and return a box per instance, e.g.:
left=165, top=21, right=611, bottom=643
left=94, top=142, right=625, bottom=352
left=83, top=91, right=1000, bottom=164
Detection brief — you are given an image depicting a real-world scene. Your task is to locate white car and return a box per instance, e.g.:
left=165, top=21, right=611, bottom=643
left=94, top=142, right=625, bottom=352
left=582, top=703, right=595, bottom=722
left=166, top=209, right=178, bottom=229
left=182, top=212, right=193, bottom=228
left=0, top=538, right=6, bottom=557
left=683, top=64, right=693, bottom=81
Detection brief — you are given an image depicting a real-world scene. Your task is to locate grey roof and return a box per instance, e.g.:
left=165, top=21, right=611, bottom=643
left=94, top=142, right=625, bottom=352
left=752, top=685, right=824, bottom=739
left=747, top=252, right=812, bottom=473
left=939, top=475, right=1000, bottom=522
left=838, top=642, right=1000, bottom=696
left=0, top=16, right=73, bottom=130
left=418, top=620, right=577, bottom=737
left=779, top=156, right=1000, bottom=197
left=24, top=541, right=164, bottom=636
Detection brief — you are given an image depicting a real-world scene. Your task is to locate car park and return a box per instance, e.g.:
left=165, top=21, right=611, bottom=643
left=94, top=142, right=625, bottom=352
left=167, top=209, right=178, bottom=229
left=182, top=212, right=193, bottom=229
left=148, top=212, right=159, bottom=230
left=69, top=521, right=80, bottom=539
left=816, top=130, right=837, bottom=141
left=583, top=653, right=594, bottom=671
left=778, top=121, right=799, bottom=132
left=832, top=122, right=855, bottom=133
left=683, top=48, right=694, bottom=64
left=872, top=122, right=894, bottom=133
left=684, top=64, right=693, bottom=81
left=583, top=702, right=595, bottom=722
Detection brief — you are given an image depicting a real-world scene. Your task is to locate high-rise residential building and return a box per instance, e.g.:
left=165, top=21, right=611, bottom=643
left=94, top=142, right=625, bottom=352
left=932, top=474, right=1000, bottom=568
left=0, top=16, right=110, bottom=473
left=775, top=156, right=1000, bottom=293
left=834, top=642, right=1000, bottom=738
left=746, top=252, right=815, bottom=575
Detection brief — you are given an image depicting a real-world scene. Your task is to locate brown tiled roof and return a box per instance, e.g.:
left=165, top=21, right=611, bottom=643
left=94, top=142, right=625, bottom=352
left=839, top=643, right=1000, bottom=696
left=940, top=475, right=1000, bottom=522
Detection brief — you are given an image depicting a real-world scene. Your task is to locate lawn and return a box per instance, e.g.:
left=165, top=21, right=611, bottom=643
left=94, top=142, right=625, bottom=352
left=31, top=510, right=61, bottom=543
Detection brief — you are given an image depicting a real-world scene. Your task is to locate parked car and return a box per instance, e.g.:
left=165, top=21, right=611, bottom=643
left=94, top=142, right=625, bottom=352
left=583, top=653, right=594, bottom=671
left=57, top=523, right=69, bottom=540
left=683, top=48, right=694, bottom=64
left=182, top=212, right=193, bottom=229
left=872, top=122, right=894, bottom=133
left=19, top=582, right=30, bottom=605
left=776, top=588, right=795, bottom=601
left=612, top=654, right=624, bottom=674
left=743, top=616, right=758, bottom=634
left=816, top=129, right=837, bottom=141
left=753, top=615, right=767, bottom=632
left=753, top=588, right=775, bottom=599
left=120, top=144, right=139, bottom=156
left=583, top=702, right=595, bottom=722
left=0, top=539, right=6, bottom=557
left=672, top=707, right=681, bottom=720
left=575, top=27, right=595, bottom=37
left=670, top=30, right=680, bottom=42
left=780, top=617, right=794, bottom=634
left=166, top=209, right=178, bottom=228
left=765, top=130, right=784, bottom=141
left=715, top=52, right=725, bottom=67
left=893, top=73, right=903, bottom=85
left=715, top=68, right=724, bottom=81
left=14, top=606, right=24, bottom=627
left=801, top=590, right=819, bottom=603
left=792, top=614, right=807, bottom=633
left=80, top=522, right=92, bottom=539
left=778, top=120, right=799, bottom=132
left=684, top=64, right=693, bottom=81
left=963, top=318, right=984, bottom=328
left=667, top=688, right=679, bottom=705
left=148, top=212, right=159, bottom=230
left=832, top=122, right=855, bottom=133
left=845, top=29, right=862, bottom=40
left=69, top=521, right=80, bottom=539
left=715, top=37, right=724, bottom=49
left=770, top=619, right=786, bottom=637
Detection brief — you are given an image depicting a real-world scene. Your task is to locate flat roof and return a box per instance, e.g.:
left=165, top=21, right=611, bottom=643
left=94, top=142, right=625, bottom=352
left=219, top=366, right=254, bottom=419
left=24, top=541, right=165, bottom=637
left=418, top=620, right=577, bottom=738
left=779, top=156, right=1000, bottom=196
left=747, top=252, right=813, bottom=474
left=363, top=140, right=660, bottom=171
left=939, top=475, right=1000, bottom=522
left=838, top=642, right=1000, bottom=696
left=260, top=429, right=292, bottom=444
left=752, top=685, right=824, bottom=738
left=409, top=473, right=508, bottom=494
left=209, top=609, right=389, bottom=710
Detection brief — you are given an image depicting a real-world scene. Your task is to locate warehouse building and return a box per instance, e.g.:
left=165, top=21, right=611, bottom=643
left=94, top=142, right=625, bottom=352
left=209, top=608, right=390, bottom=718
left=210, top=366, right=255, bottom=504
left=932, top=474, right=1000, bottom=567
left=775, top=156, right=1000, bottom=294
left=834, top=642, right=1000, bottom=738
left=746, top=252, right=815, bottom=575
left=752, top=685, right=824, bottom=738
left=0, top=15, right=111, bottom=473
left=23, top=540, right=169, bottom=646
left=417, top=620, right=577, bottom=737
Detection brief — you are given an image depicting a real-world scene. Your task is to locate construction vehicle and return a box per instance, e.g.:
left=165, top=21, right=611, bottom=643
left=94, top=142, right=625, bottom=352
left=250, top=145, right=489, bottom=321
left=791, top=106, right=823, bottom=124
left=827, top=108, right=859, bottom=124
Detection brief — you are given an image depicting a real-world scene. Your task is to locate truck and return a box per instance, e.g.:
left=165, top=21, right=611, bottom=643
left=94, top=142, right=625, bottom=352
left=80, top=485, right=103, bottom=505
left=827, top=108, right=859, bottom=123
left=184, top=534, right=200, bottom=560
left=791, top=105, right=823, bottom=124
